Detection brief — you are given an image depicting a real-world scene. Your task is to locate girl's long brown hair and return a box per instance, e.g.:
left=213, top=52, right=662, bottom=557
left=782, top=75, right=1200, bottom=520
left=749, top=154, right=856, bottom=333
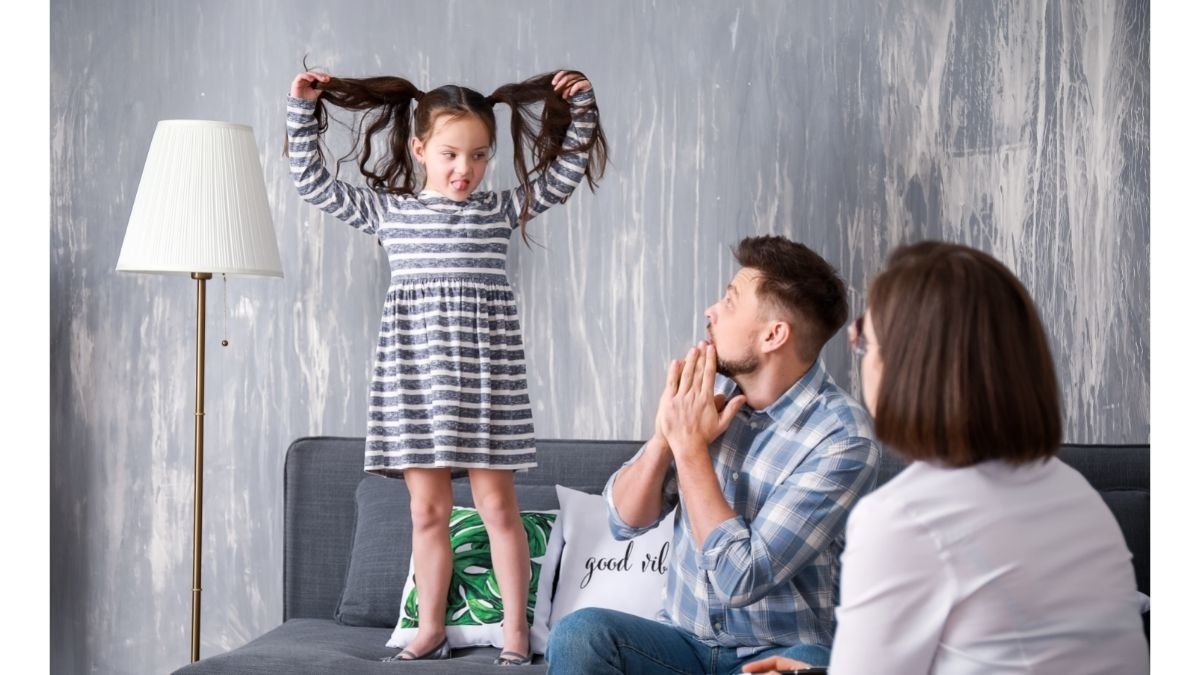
left=297, top=66, right=609, bottom=243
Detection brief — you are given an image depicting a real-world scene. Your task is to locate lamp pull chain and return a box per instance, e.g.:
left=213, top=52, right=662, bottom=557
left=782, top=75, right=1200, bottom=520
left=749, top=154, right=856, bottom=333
left=221, top=274, right=230, bottom=347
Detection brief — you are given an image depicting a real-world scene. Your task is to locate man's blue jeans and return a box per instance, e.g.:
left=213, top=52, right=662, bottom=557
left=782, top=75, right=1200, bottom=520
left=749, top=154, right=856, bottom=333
left=546, top=608, right=832, bottom=675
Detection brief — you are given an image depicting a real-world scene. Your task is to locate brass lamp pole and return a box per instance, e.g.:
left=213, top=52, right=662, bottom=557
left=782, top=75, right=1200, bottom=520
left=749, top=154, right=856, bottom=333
left=116, top=120, right=282, bottom=664
left=190, top=271, right=211, bottom=662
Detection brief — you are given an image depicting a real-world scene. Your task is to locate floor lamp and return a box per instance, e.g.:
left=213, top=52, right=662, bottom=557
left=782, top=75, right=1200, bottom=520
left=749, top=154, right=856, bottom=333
left=116, top=120, right=282, bottom=662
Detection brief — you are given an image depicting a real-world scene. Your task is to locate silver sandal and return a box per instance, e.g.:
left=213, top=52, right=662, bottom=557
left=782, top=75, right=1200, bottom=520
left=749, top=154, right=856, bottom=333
left=493, top=650, right=532, bottom=666
left=380, top=637, right=451, bottom=662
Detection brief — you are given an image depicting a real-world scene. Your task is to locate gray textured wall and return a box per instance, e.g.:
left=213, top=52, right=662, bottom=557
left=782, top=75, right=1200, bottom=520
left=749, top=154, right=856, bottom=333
left=50, top=0, right=1149, bottom=672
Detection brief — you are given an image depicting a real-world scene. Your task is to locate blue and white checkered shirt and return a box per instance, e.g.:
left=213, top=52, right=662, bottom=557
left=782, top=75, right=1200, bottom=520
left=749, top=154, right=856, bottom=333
left=604, top=359, right=880, bottom=654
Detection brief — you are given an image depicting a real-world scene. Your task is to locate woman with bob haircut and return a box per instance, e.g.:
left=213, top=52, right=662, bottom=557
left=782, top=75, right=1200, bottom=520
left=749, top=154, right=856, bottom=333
left=744, top=242, right=1148, bottom=674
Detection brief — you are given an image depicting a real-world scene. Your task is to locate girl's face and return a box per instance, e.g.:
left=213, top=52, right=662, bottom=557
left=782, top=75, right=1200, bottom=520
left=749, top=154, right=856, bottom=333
left=411, top=113, right=492, bottom=201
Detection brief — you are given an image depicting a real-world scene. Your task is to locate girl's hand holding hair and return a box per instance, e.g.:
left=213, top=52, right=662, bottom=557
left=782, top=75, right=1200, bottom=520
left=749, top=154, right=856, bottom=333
left=291, top=71, right=332, bottom=101
left=551, top=70, right=593, bottom=98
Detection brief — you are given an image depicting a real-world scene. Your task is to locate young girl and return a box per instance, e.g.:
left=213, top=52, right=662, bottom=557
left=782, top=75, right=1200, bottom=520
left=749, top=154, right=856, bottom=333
left=286, top=68, right=607, bottom=664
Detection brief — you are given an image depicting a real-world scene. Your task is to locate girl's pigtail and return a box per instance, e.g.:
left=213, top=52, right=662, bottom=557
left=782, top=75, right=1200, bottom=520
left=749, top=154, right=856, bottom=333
left=312, top=75, right=425, bottom=195
left=489, top=71, right=610, bottom=241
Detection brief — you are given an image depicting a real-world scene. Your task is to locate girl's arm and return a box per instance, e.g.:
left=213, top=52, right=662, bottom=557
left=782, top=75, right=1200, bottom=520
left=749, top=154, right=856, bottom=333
left=286, top=71, right=383, bottom=236
left=502, top=74, right=599, bottom=227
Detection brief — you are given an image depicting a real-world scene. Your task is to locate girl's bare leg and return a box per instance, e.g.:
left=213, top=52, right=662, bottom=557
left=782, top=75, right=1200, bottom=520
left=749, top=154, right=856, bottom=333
left=469, top=468, right=531, bottom=657
left=403, top=468, right=453, bottom=656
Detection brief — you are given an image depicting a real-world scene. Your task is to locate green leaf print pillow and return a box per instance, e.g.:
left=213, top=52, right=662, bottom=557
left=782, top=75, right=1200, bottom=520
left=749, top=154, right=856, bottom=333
left=386, top=505, right=564, bottom=653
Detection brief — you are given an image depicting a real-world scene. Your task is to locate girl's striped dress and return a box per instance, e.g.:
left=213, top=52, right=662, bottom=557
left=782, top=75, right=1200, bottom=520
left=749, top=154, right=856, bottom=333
left=286, top=89, right=598, bottom=474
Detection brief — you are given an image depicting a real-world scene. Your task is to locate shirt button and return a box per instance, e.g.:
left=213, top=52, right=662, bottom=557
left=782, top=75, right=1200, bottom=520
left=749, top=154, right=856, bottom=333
left=714, top=621, right=723, bottom=631
left=732, top=472, right=740, bottom=481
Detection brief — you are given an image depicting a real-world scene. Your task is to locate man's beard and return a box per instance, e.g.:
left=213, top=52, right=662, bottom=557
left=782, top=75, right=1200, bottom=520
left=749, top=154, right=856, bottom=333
left=708, top=324, right=760, bottom=377
left=717, top=352, right=760, bottom=377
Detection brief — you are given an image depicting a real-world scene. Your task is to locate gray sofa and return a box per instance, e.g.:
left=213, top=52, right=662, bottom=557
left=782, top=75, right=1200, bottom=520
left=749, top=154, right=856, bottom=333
left=173, top=437, right=1149, bottom=674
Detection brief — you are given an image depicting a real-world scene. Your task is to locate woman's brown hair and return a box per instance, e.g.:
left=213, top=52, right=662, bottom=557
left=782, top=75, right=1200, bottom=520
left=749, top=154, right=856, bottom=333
left=868, top=241, right=1061, bottom=467
left=297, top=65, right=608, bottom=243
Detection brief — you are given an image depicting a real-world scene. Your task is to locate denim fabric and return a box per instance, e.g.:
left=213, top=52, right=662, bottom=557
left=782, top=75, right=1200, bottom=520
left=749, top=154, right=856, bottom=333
left=546, top=607, right=830, bottom=675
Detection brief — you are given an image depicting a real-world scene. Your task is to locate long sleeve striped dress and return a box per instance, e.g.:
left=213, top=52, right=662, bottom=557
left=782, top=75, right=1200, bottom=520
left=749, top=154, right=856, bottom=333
left=286, top=89, right=598, bottom=474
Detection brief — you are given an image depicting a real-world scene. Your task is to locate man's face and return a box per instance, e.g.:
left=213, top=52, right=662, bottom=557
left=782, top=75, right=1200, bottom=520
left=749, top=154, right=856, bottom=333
left=704, top=267, right=766, bottom=377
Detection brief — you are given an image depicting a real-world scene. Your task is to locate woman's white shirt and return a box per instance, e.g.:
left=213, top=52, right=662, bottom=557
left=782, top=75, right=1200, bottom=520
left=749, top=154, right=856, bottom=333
left=828, top=456, right=1148, bottom=675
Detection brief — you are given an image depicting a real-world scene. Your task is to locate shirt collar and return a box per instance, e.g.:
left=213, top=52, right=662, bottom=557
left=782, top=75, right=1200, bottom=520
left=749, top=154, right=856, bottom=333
left=727, top=359, right=827, bottom=427
left=418, top=189, right=481, bottom=211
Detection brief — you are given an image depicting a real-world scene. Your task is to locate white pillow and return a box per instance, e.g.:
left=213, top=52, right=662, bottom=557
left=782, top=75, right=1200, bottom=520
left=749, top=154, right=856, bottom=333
left=387, top=505, right=564, bottom=653
left=549, top=485, right=674, bottom=628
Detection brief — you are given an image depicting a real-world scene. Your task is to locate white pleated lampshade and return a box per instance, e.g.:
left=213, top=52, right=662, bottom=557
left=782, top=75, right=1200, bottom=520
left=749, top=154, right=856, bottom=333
left=116, top=120, right=283, bottom=277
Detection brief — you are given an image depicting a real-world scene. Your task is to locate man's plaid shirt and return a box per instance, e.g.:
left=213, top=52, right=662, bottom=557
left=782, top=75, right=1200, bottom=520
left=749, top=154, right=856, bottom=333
left=604, top=360, right=880, bottom=654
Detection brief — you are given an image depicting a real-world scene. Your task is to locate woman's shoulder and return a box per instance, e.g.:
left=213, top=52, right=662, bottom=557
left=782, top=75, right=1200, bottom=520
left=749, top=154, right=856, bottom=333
left=849, top=466, right=930, bottom=527
left=845, top=469, right=944, bottom=552
left=865, top=460, right=948, bottom=503
left=852, top=460, right=1009, bottom=528
left=856, top=456, right=1107, bottom=535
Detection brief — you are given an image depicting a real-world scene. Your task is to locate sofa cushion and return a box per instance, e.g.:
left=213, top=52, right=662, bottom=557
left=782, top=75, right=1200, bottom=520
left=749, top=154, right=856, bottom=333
left=333, top=476, right=412, bottom=627
left=171, top=619, right=545, bottom=674
left=548, top=485, right=675, bottom=629
left=387, top=504, right=564, bottom=653
left=335, top=475, right=560, bottom=628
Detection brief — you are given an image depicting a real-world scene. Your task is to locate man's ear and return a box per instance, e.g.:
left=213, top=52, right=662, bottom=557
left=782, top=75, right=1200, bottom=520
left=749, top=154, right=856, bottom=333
left=761, top=320, right=791, bottom=355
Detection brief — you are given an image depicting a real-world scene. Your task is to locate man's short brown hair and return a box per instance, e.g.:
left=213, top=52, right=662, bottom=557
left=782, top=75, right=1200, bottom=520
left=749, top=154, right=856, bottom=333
left=869, top=241, right=1061, bottom=467
left=733, top=236, right=849, bottom=362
